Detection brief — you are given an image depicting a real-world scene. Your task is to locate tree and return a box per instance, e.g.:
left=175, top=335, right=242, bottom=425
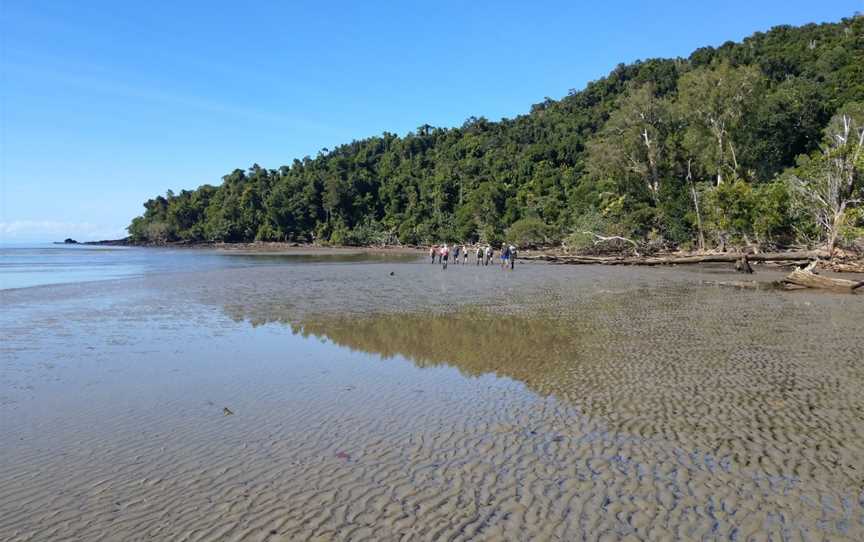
left=678, top=62, right=764, bottom=185
left=789, top=106, right=864, bottom=254
left=505, top=218, right=556, bottom=248
left=701, top=178, right=757, bottom=250
left=587, top=84, right=677, bottom=204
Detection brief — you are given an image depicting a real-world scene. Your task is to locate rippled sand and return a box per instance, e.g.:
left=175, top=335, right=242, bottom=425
left=2, top=258, right=863, bottom=540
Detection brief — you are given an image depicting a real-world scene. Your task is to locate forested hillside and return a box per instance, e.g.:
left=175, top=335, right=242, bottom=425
left=128, top=15, right=864, bottom=252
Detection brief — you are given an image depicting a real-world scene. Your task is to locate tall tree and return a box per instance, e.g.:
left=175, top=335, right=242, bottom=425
left=678, top=62, right=764, bottom=185
left=586, top=83, right=677, bottom=204
left=790, top=105, right=864, bottom=254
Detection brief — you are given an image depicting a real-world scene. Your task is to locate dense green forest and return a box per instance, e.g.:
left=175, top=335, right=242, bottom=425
left=128, top=16, right=864, bottom=253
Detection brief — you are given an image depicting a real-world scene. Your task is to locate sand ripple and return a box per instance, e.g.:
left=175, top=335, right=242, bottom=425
left=2, top=260, right=864, bottom=540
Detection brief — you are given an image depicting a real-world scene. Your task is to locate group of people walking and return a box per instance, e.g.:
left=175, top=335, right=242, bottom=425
left=430, top=243, right=518, bottom=270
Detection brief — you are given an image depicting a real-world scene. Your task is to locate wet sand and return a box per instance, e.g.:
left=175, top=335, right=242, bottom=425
left=2, top=257, right=864, bottom=540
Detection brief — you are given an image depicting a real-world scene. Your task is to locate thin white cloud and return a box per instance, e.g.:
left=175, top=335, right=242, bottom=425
left=0, top=220, right=125, bottom=241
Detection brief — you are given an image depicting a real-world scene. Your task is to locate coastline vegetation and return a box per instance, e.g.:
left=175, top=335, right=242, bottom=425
left=128, top=16, right=864, bottom=255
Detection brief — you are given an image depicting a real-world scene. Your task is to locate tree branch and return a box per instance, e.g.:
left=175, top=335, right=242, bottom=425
left=581, top=231, right=642, bottom=256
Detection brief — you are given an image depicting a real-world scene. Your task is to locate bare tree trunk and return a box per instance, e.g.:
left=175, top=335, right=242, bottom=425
left=687, top=160, right=706, bottom=252
left=715, top=126, right=724, bottom=186
left=642, top=128, right=660, bottom=203
left=728, top=139, right=739, bottom=174
left=827, top=219, right=840, bottom=257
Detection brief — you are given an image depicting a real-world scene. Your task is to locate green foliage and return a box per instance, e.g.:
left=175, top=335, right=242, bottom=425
left=701, top=179, right=758, bottom=245
left=751, top=181, right=795, bottom=243
left=839, top=207, right=864, bottom=244
left=504, top=218, right=556, bottom=248
left=343, top=218, right=393, bottom=246
left=696, top=178, right=797, bottom=247
left=677, top=62, right=766, bottom=183
left=126, top=17, right=864, bottom=251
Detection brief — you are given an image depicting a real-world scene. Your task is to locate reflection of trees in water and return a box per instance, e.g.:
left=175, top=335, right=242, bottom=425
left=221, top=295, right=864, bottom=489
left=220, top=293, right=715, bottom=433
left=295, top=311, right=605, bottom=381
left=222, top=302, right=625, bottom=406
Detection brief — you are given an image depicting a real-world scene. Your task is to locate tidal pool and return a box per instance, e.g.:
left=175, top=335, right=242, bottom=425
left=1, top=254, right=863, bottom=540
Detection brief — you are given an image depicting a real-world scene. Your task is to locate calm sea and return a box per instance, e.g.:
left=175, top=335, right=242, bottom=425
left=0, top=243, right=412, bottom=290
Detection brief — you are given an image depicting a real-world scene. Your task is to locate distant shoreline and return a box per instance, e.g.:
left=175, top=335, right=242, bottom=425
left=67, top=239, right=864, bottom=274
left=80, top=238, right=426, bottom=255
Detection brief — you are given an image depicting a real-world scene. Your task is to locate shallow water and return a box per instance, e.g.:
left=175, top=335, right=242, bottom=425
left=0, top=244, right=414, bottom=290
left=1, top=254, right=863, bottom=540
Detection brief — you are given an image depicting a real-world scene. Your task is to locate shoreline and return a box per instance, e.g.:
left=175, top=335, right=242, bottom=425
left=82, top=239, right=426, bottom=255
left=80, top=239, right=864, bottom=269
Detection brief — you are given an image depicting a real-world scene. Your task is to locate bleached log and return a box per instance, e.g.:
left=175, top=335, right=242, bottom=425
left=522, top=251, right=826, bottom=266
left=782, top=264, right=864, bottom=293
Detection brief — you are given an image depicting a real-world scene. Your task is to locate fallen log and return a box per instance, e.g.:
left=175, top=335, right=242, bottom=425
left=781, top=263, right=864, bottom=293
left=822, top=262, right=864, bottom=273
left=522, top=251, right=826, bottom=266
left=761, top=260, right=813, bottom=268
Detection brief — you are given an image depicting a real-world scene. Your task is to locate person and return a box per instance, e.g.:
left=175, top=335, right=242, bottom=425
left=501, top=244, right=511, bottom=269
left=430, top=245, right=437, bottom=264
left=440, top=243, right=449, bottom=270
left=453, top=244, right=460, bottom=265
left=485, top=245, right=493, bottom=266
left=509, top=244, right=517, bottom=270
left=476, top=246, right=483, bottom=265
left=462, top=245, right=468, bottom=264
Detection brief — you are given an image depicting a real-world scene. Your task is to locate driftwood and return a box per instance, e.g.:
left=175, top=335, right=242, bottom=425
left=781, top=261, right=864, bottom=293
left=522, top=250, right=826, bottom=267
left=579, top=232, right=642, bottom=256
left=823, top=261, right=864, bottom=273
left=734, top=254, right=754, bottom=274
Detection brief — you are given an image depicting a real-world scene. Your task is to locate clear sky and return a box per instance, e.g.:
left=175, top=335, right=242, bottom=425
left=1, top=0, right=861, bottom=241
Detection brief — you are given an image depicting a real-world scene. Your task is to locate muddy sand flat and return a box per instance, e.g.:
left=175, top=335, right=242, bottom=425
left=2, top=257, right=863, bottom=540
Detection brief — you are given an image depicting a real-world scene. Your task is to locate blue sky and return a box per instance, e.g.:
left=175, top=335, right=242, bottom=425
left=1, top=1, right=861, bottom=241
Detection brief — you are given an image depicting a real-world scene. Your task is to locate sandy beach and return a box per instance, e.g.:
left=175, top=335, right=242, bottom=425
left=2, top=252, right=864, bottom=540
